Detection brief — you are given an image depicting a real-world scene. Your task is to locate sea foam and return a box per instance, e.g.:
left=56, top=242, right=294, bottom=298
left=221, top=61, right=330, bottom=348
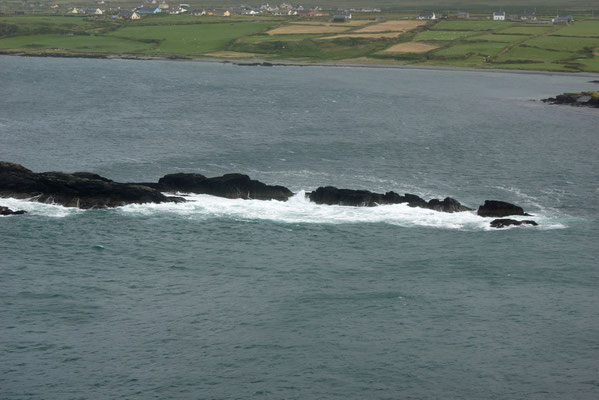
left=117, top=191, right=566, bottom=230
left=0, top=192, right=566, bottom=230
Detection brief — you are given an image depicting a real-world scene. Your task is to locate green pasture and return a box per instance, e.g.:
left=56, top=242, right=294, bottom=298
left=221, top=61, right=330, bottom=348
left=0, top=14, right=598, bottom=72
left=0, top=33, right=153, bottom=53
left=576, top=55, right=599, bottom=70
left=229, top=36, right=388, bottom=60
left=500, top=25, right=556, bottom=35
left=465, top=33, right=530, bottom=42
left=413, top=30, right=474, bottom=41
left=524, top=35, right=599, bottom=51
left=0, top=16, right=90, bottom=26
left=496, top=45, right=575, bottom=63
left=553, top=20, right=599, bottom=37
left=236, top=34, right=320, bottom=43
left=108, top=22, right=274, bottom=55
left=432, top=41, right=507, bottom=57
left=431, top=20, right=513, bottom=31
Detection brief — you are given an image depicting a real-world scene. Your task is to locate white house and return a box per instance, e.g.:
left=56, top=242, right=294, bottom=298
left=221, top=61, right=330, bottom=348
left=493, top=12, right=506, bottom=21
left=417, top=12, right=436, bottom=20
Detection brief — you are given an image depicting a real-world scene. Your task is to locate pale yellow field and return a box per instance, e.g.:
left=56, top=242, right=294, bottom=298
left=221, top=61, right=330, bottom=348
left=379, top=42, right=439, bottom=54
left=203, top=51, right=261, bottom=58
left=288, top=20, right=372, bottom=27
left=355, top=20, right=426, bottom=33
left=320, top=32, right=404, bottom=40
left=266, top=25, right=350, bottom=35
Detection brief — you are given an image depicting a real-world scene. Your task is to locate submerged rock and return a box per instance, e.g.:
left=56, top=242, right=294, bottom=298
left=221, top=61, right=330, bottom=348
left=490, top=218, right=538, bottom=228
left=477, top=200, right=531, bottom=217
left=155, top=172, right=293, bottom=201
left=0, top=161, right=183, bottom=209
left=0, top=206, right=26, bottom=216
left=308, top=186, right=472, bottom=212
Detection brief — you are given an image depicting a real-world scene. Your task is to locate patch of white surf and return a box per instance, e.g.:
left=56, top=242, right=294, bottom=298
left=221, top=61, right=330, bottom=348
left=0, top=197, right=81, bottom=218
left=118, top=191, right=567, bottom=230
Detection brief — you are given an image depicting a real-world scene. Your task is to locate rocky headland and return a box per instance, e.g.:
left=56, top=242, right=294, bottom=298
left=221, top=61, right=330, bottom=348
left=0, top=161, right=538, bottom=227
left=541, top=91, right=599, bottom=108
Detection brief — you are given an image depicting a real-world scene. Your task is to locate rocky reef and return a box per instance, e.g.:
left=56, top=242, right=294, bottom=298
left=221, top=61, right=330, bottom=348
left=149, top=172, right=293, bottom=201
left=541, top=92, right=599, bottom=108
left=308, top=186, right=472, bottom=212
left=477, top=200, right=531, bottom=218
left=0, top=161, right=539, bottom=227
left=490, top=219, right=538, bottom=228
left=0, top=161, right=182, bottom=209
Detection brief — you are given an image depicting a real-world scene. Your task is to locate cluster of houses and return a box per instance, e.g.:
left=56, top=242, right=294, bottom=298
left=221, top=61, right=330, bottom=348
left=66, top=3, right=346, bottom=19
left=417, top=10, right=574, bottom=25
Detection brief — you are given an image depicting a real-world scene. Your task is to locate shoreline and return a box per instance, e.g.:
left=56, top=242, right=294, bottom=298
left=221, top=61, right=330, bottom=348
left=3, top=51, right=599, bottom=78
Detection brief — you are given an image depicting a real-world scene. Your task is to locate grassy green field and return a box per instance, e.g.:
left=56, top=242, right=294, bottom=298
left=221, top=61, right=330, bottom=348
left=0, top=33, right=153, bottom=53
left=0, top=14, right=598, bottom=72
left=108, top=22, right=274, bottom=56
left=413, top=30, right=474, bottom=41
left=465, top=33, right=531, bottom=42
left=431, top=20, right=513, bottom=31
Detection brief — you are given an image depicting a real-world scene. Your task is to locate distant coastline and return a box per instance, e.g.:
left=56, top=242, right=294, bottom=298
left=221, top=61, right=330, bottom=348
left=3, top=52, right=599, bottom=78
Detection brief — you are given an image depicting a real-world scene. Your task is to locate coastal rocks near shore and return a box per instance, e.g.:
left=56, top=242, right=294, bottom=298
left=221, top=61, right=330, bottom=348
left=490, top=219, right=538, bottom=228
left=0, top=162, right=539, bottom=227
left=0, top=161, right=182, bottom=209
left=541, top=92, right=599, bottom=108
left=477, top=200, right=531, bottom=217
left=308, top=186, right=472, bottom=212
left=150, top=173, right=293, bottom=201
left=0, top=206, right=26, bottom=216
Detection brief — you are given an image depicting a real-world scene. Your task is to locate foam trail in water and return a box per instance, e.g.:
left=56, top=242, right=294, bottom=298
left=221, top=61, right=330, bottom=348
left=118, top=191, right=566, bottom=230
left=0, top=197, right=81, bottom=218
left=0, top=193, right=567, bottom=230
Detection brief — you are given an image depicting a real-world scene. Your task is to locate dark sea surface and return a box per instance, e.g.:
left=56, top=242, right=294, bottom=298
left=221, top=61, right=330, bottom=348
left=1, top=55, right=598, bottom=399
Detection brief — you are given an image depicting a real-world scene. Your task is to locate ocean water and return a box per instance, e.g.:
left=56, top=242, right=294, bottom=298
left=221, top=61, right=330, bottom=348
left=1, top=56, right=598, bottom=399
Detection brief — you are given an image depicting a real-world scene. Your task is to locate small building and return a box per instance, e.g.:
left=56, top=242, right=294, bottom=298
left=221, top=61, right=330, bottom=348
left=521, top=12, right=536, bottom=21
left=553, top=15, right=574, bottom=24
left=493, top=12, right=506, bottom=21
left=118, top=10, right=140, bottom=20
left=417, top=12, right=436, bottom=20
left=80, top=8, right=103, bottom=15
left=457, top=11, right=469, bottom=19
left=211, top=9, right=231, bottom=17
left=136, top=6, right=161, bottom=14
left=331, top=13, right=351, bottom=22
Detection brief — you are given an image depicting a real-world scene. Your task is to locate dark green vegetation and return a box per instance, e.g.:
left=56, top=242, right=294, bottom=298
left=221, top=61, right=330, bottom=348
left=0, top=13, right=598, bottom=72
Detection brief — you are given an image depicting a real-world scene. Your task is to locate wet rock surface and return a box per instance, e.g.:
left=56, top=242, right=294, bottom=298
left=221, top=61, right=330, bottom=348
left=542, top=92, right=599, bottom=108
left=0, top=205, right=26, bottom=216
left=490, top=219, right=538, bottom=228
left=0, top=161, right=181, bottom=209
left=308, top=186, right=473, bottom=212
left=477, top=200, right=531, bottom=217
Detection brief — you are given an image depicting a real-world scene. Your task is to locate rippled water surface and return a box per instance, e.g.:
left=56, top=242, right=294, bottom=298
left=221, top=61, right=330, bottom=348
left=1, top=56, right=598, bottom=399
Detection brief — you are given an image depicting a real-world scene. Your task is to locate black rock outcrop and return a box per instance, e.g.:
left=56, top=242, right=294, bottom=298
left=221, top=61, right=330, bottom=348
left=542, top=92, right=599, bottom=108
left=308, top=186, right=472, bottom=212
left=155, top=173, right=293, bottom=201
left=490, top=219, right=538, bottom=228
left=0, top=206, right=26, bottom=216
left=0, top=161, right=182, bottom=209
left=477, top=200, right=531, bottom=217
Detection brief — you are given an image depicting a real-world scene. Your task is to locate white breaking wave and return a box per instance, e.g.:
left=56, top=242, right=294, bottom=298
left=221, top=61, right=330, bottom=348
left=117, top=191, right=566, bottom=231
left=0, top=197, right=82, bottom=218
left=1, top=192, right=567, bottom=230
